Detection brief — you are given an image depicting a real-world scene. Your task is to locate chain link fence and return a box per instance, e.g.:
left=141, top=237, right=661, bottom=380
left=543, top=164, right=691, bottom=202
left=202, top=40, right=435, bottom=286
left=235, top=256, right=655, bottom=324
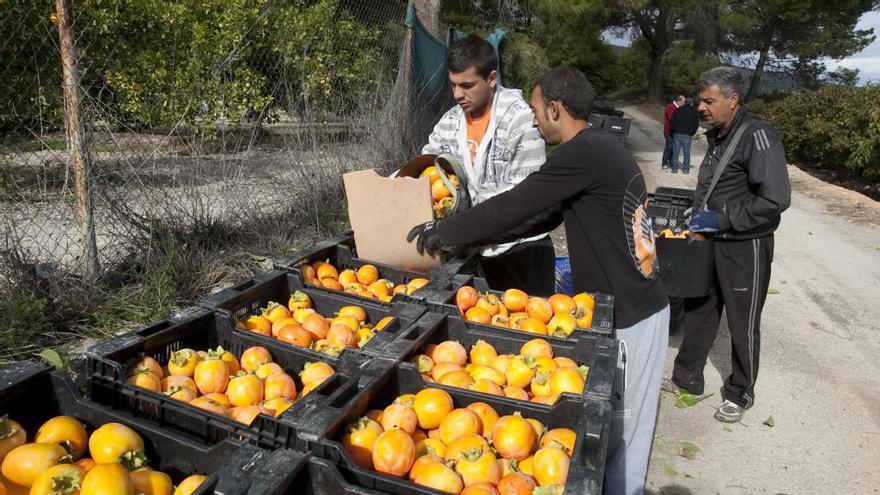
left=0, top=0, right=445, bottom=360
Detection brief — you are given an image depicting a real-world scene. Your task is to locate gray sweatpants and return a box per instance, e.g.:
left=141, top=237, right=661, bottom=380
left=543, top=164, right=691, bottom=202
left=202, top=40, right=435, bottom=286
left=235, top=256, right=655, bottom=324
left=603, top=305, right=670, bottom=495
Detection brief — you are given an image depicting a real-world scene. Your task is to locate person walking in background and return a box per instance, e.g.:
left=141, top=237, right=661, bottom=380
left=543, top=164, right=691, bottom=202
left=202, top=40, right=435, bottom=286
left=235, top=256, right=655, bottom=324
left=662, top=95, right=684, bottom=170
left=669, top=97, right=700, bottom=174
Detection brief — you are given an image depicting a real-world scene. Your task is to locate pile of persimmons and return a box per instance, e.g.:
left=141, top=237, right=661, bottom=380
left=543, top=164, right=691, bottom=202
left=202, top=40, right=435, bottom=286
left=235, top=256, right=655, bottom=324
left=237, top=290, right=394, bottom=357
left=455, top=286, right=595, bottom=338
left=342, top=387, right=575, bottom=494
left=298, top=261, right=430, bottom=301
left=412, top=338, right=587, bottom=406
left=0, top=415, right=206, bottom=495
left=126, top=345, right=335, bottom=425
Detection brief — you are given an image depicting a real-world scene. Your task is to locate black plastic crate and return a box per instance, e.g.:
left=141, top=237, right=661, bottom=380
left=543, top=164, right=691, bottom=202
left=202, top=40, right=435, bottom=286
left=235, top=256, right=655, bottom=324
left=197, top=270, right=428, bottom=361
left=296, top=365, right=610, bottom=495
left=413, top=274, right=615, bottom=339
left=371, top=311, right=618, bottom=401
left=271, top=232, right=481, bottom=305
left=0, top=361, right=274, bottom=495
left=647, top=189, right=694, bottom=234
left=86, top=306, right=395, bottom=449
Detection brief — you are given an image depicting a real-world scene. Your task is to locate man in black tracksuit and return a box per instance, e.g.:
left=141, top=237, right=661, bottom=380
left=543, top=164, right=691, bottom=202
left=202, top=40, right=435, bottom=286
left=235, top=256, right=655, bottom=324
left=408, top=66, right=669, bottom=494
left=669, top=66, right=791, bottom=423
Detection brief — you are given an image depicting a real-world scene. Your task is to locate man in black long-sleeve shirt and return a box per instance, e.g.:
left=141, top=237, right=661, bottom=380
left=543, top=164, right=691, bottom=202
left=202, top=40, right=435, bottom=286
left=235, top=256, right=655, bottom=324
left=408, top=66, right=669, bottom=495
left=669, top=99, right=700, bottom=174
left=669, top=66, right=791, bottom=423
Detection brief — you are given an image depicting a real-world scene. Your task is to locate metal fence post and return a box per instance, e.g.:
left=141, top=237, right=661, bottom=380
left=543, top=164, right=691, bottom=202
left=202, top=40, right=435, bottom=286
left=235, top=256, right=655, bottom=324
left=54, top=0, right=99, bottom=278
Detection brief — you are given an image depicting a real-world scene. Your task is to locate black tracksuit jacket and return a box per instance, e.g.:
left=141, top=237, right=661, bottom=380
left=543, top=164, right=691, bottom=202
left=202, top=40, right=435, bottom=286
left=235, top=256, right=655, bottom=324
left=695, top=107, right=791, bottom=240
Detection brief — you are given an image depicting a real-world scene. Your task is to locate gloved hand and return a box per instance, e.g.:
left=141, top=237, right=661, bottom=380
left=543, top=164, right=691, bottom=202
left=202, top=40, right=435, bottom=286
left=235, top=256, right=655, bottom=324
left=406, top=221, right=443, bottom=257
left=688, top=210, right=721, bottom=233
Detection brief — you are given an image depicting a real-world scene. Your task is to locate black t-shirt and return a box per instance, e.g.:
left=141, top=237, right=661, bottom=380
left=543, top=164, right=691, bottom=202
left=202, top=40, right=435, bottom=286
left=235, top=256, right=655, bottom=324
left=436, top=127, right=668, bottom=328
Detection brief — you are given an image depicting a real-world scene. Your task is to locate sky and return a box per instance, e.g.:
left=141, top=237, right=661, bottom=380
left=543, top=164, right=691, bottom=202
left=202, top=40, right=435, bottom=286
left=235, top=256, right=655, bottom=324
left=602, top=10, right=880, bottom=85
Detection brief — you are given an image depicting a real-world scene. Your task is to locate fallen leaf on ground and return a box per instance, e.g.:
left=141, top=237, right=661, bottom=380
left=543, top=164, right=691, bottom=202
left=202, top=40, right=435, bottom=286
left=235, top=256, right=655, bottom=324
left=662, top=464, right=679, bottom=477
left=764, top=415, right=775, bottom=427
left=768, top=288, right=780, bottom=295
left=37, top=348, right=63, bottom=370
left=723, top=424, right=732, bottom=432
left=679, top=441, right=700, bottom=460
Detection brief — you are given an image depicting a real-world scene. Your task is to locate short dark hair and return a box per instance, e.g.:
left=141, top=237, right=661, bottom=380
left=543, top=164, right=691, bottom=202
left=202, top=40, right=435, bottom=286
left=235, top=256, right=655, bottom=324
left=447, top=34, right=498, bottom=78
left=537, top=66, right=594, bottom=120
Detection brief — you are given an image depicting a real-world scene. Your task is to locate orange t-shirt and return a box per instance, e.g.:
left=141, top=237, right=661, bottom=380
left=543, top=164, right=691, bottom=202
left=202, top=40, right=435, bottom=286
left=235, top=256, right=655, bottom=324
left=466, top=111, right=491, bottom=163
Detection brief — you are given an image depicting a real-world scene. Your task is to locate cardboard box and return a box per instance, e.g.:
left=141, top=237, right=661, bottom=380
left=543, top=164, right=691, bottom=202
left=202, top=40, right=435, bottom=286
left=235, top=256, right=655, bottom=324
left=343, top=169, right=441, bottom=272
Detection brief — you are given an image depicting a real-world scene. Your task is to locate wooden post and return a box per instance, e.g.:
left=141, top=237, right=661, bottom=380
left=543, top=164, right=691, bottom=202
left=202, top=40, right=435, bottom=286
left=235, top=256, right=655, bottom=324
left=55, top=0, right=99, bottom=278
left=401, top=3, right=415, bottom=151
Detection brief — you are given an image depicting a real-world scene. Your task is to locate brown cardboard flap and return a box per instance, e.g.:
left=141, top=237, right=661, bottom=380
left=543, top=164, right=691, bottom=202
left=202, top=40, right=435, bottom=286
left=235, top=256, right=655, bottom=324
left=343, top=169, right=441, bottom=272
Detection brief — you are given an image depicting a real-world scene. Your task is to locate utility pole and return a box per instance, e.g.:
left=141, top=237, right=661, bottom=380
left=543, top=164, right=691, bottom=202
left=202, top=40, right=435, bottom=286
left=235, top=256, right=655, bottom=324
left=55, top=0, right=100, bottom=278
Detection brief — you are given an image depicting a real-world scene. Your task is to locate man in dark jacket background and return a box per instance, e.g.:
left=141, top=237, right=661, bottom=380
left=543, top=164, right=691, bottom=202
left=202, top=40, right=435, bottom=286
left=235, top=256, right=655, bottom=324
left=668, top=66, right=791, bottom=423
left=669, top=98, right=700, bottom=174
left=662, top=95, right=684, bottom=170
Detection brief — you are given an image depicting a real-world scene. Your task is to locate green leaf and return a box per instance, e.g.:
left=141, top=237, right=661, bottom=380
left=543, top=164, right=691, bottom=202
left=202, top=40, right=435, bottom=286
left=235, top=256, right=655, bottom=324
left=662, top=464, right=679, bottom=477
left=723, top=424, right=732, bottom=433
left=250, top=255, right=268, bottom=262
left=674, top=392, right=698, bottom=408
left=37, top=349, right=64, bottom=370
left=679, top=441, right=700, bottom=460
left=767, top=288, right=780, bottom=295
left=764, top=415, right=775, bottom=427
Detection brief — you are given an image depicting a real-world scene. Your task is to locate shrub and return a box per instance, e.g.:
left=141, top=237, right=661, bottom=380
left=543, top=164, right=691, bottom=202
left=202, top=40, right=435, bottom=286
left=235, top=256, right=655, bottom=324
left=751, top=84, right=880, bottom=181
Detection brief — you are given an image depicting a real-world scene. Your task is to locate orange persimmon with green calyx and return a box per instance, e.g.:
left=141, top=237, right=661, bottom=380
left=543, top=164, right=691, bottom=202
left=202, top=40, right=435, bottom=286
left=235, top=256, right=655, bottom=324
left=420, top=165, right=442, bottom=183
left=228, top=405, right=269, bottom=425
left=226, top=373, right=264, bottom=407
left=406, top=278, right=430, bottom=295
left=547, top=294, right=576, bottom=317
left=371, top=429, right=415, bottom=478
left=526, top=419, right=546, bottom=446
left=1, top=443, right=69, bottom=487
left=288, top=290, right=312, bottom=312
left=491, top=314, right=510, bottom=327
left=298, top=264, right=317, bottom=284
left=492, top=414, right=536, bottom=460
left=470, top=379, right=504, bottom=397
left=292, top=308, right=317, bottom=324
left=505, top=355, right=536, bottom=389
left=443, top=434, right=489, bottom=462
left=553, top=357, right=577, bottom=369
left=497, top=472, right=537, bottom=495
left=29, top=463, right=83, bottom=495
left=408, top=454, right=443, bottom=481
left=502, top=288, right=529, bottom=313
left=165, top=387, right=197, bottom=403
left=189, top=396, right=227, bottom=416
left=431, top=341, right=467, bottom=367
left=415, top=438, right=446, bottom=458
left=465, top=402, right=499, bottom=441
left=263, top=397, right=293, bottom=417
left=355, top=265, right=379, bottom=285
left=550, top=367, right=585, bottom=396
left=357, top=327, right=376, bottom=347
left=299, top=362, right=334, bottom=386
left=202, top=393, right=232, bottom=409
left=130, top=468, right=171, bottom=495
left=254, top=362, right=283, bottom=380
left=526, top=297, right=553, bottom=324
left=380, top=404, right=418, bottom=435
left=533, top=446, right=570, bottom=487
left=264, top=372, right=297, bottom=401
left=193, top=357, right=229, bottom=395
left=533, top=357, right=559, bottom=376
left=311, top=340, right=342, bottom=358
left=172, top=474, right=206, bottom=495
left=262, top=302, right=290, bottom=324
left=469, top=341, right=497, bottom=367
left=329, top=315, right=359, bottom=333
left=492, top=355, right=514, bottom=376
left=89, top=423, right=145, bottom=469
left=79, top=463, right=132, bottom=495
left=461, top=482, right=499, bottom=495
left=208, top=347, right=239, bottom=375
left=456, top=448, right=501, bottom=487
left=392, top=284, right=408, bottom=296
left=539, top=428, right=576, bottom=457
left=516, top=455, right=534, bottom=476
left=438, top=408, right=482, bottom=445
left=520, top=339, right=553, bottom=359
left=465, top=307, right=491, bottom=324
left=367, top=279, right=393, bottom=297
left=35, top=416, right=88, bottom=460
left=412, top=388, right=453, bottom=430
left=315, top=263, right=338, bottom=281
left=431, top=179, right=452, bottom=202
left=327, top=324, right=357, bottom=349
left=456, top=286, right=479, bottom=315
left=277, top=323, right=314, bottom=348
left=470, top=365, right=506, bottom=386
left=301, top=313, right=330, bottom=340
left=270, top=317, right=299, bottom=337
left=412, top=461, right=462, bottom=494
left=507, top=313, right=527, bottom=330
left=530, top=372, right=552, bottom=398
left=167, top=349, right=199, bottom=377
left=437, top=370, right=475, bottom=389
left=244, top=315, right=272, bottom=336
left=338, top=269, right=358, bottom=286
left=547, top=314, right=576, bottom=338
left=320, top=278, right=344, bottom=291
left=518, top=317, right=548, bottom=335
left=342, top=417, right=383, bottom=469
left=239, top=346, right=272, bottom=373
left=430, top=362, right=463, bottom=382
left=338, top=306, right=367, bottom=323
left=475, top=294, right=501, bottom=317
left=503, top=386, right=530, bottom=401
left=132, top=357, right=164, bottom=380
left=127, top=371, right=161, bottom=393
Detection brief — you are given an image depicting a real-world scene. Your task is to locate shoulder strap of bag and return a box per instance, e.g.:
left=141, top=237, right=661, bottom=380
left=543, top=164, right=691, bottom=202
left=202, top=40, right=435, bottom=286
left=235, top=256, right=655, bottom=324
left=700, top=122, right=751, bottom=211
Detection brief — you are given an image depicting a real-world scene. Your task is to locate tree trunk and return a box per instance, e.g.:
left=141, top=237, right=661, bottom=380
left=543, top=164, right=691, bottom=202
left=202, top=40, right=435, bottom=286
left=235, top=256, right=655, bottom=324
left=413, top=0, right=443, bottom=38
left=645, top=1, right=675, bottom=103
left=647, top=48, right=667, bottom=102
left=745, top=44, right=771, bottom=102
left=690, top=2, right=720, bottom=56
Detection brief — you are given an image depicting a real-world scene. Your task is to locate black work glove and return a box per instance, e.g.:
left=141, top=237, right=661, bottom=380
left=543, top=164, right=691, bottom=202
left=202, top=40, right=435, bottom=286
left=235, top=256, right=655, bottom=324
left=406, top=221, right=443, bottom=257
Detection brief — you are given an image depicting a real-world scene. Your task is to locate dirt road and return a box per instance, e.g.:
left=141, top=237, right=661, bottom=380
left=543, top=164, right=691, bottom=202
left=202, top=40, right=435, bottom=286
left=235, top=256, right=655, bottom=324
left=614, top=104, right=880, bottom=494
